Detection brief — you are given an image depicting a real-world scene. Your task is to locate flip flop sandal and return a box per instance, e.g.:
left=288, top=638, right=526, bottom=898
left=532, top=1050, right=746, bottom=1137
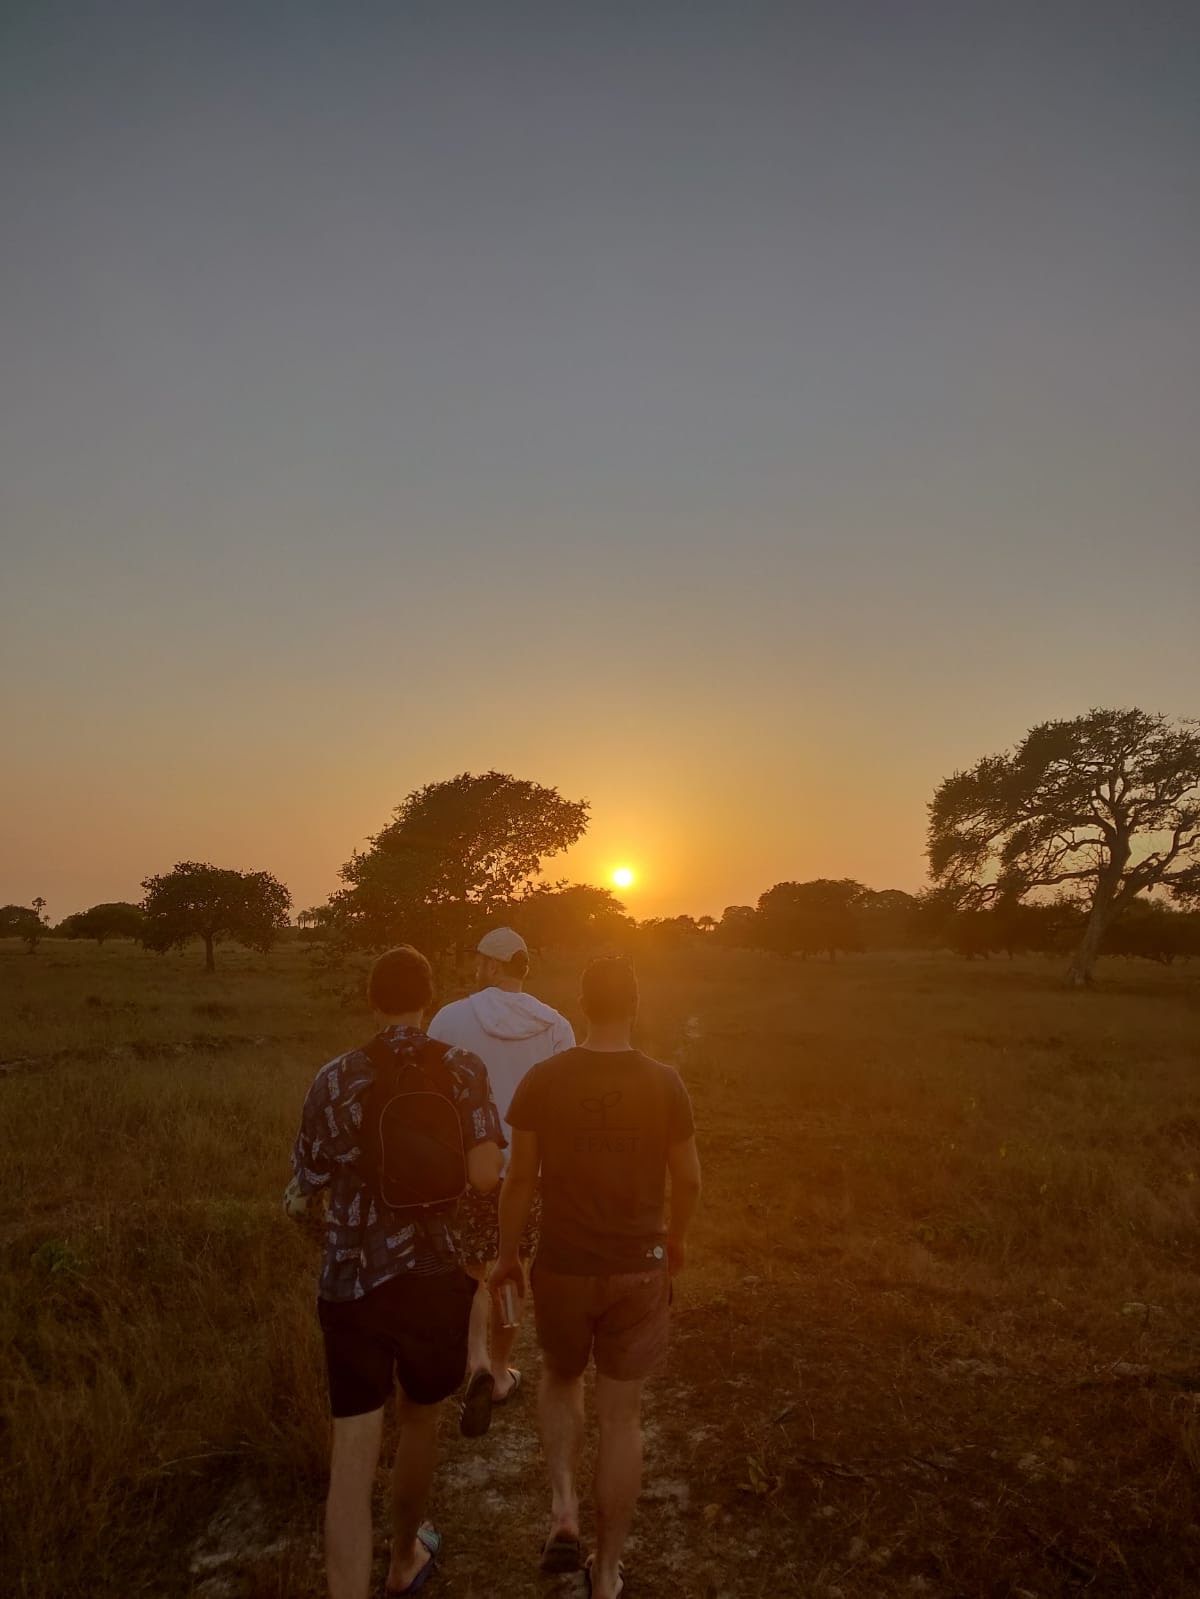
left=583, top=1555, right=626, bottom=1598
left=384, top=1524, right=442, bottom=1596
left=491, top=1368, right=523, bottom=1406
left=538, top=1530, right=581, bottom=1573
left=458, top=1369, right=495, bottom=1438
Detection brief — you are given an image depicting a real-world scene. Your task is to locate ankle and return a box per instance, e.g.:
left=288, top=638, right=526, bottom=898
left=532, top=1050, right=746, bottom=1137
left=589, top=1560, right=623, bottom=1599
left=387, top=1535, right=428, bottom=1583
left=550, top=1497, right=579, bottom=1534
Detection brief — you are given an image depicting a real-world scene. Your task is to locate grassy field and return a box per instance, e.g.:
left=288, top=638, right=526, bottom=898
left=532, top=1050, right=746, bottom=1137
left=2, top=939, right=1199, bottom=1598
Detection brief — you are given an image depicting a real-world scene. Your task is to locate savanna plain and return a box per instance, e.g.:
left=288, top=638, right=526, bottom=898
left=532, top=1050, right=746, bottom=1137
left=3, top=939, right=1199, bottom=1599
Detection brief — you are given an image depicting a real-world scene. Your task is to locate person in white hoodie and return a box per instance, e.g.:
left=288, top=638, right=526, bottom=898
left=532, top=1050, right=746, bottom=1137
left=428, top=927, right=575, bottom=1425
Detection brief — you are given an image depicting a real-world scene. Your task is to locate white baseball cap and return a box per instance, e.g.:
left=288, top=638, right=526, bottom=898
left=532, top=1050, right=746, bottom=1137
left=476, top=926, right=528, bottom=961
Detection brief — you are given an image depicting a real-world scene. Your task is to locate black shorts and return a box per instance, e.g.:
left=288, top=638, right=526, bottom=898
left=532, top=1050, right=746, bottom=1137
left=317, top=1269, right=475, bottom=1418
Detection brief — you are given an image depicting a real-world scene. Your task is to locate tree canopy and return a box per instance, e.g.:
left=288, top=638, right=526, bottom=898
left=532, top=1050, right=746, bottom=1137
left=57, top=902, right=146, bottom=944
left=0, top=903, right=46, bottom=951
left=756, top=878, right=869, bottom=960
left=333, top=771, right=589, bottom=954
left=928, top=708, right=1200, bottom=984
left=512, top=883, right=632, bottom=951
left=141, top=862, right=291, bottom=971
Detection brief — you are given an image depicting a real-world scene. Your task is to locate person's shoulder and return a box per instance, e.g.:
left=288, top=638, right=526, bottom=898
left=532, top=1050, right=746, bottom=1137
left=513, top=1045, right=577, bottom=1096
left=539, top=1044, right=585, bottom=1073
left=633, top=1048, right=675, bottom=1072
left=438, top=1040, right=491, bottom=1089
left=638, top=1051, right=687, bottom=1087
left=428, top=997, right=472, bottom=1035
left=310, top=1042, right=371, bottom=1098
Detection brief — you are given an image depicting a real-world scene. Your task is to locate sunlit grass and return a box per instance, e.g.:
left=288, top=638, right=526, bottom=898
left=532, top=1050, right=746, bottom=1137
left=2, top=940, right=1199, bottom=1595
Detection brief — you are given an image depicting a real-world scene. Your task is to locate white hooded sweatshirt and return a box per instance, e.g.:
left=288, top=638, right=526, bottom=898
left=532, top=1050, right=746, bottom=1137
left=427, top=987, right=575, bottom=1140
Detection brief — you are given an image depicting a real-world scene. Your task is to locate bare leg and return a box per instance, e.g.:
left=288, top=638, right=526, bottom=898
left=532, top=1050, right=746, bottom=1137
left=490, top=1275, right=520, bottom=1398
left=538, top=1366, right=584, bottom=1543
left=592, top=1375, right=645, bottom=1599
left=325, top=1408, right=384, bottom=1599
left=385, top=1392, right=441, bottom=1593
left=465, top=1256, right=521, bottom=1399
left=463, top=1263, right=491, bottom=1377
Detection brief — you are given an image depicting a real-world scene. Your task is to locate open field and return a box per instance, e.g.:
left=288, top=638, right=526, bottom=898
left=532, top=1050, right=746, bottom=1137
left=3, top=939, right=1200, bottom=1598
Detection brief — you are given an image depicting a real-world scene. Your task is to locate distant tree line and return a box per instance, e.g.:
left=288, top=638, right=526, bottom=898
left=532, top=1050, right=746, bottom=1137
left=56, top=902, right=147, bottom=944
left=7, top=863, right=293, bottom=971
left=707, top=880, right=1199, bottom=967
left=6, top=706, right=1198, bottom=985
left=0, top=902, right=48, bottom=952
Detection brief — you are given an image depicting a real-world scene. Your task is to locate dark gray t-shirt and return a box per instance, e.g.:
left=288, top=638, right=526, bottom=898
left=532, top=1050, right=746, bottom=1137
left=507, top=1047, right=695, bottom=1275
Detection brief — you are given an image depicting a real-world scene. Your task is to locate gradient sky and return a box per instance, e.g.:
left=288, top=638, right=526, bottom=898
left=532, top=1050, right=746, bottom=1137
left=3, top=2, right=1198, bottom=921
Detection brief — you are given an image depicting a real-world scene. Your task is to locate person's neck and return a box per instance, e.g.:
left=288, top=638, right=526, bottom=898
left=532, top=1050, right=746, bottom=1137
left=378, top=1010, right=425, bottom=1031
left=489, top=978, right=524, bottom=995
left=583, top=1021, right=634, bottom=1053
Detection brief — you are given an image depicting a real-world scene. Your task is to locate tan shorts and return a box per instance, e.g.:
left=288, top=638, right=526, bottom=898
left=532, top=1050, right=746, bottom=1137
left=531, top=1260, right=670, bottom=1381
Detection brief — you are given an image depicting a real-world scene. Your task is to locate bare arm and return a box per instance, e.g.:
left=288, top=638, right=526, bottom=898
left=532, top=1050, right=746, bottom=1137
left=467, top=1138, right=503, bottom=1195
left=666, top=1134, right=702, bottom=1275
left=489, top=1128, right=540, bottom=1292
left=457, top=1048, right=506, bottom=1195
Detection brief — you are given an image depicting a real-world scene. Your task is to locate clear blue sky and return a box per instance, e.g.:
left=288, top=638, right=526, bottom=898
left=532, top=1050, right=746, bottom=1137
left=3, top=2, right=1197, bottom=919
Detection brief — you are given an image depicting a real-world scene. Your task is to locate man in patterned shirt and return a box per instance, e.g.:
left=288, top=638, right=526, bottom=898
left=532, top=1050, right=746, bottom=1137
left=286, top=944, right=504, bottom=1599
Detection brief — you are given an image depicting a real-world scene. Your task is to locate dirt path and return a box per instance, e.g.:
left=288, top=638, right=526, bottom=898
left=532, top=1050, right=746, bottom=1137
left=189, top=1013, right=722, bottom=1599
left=430, top=1321, right=708, bottom=1599
left=429, top=1012, right=716, bottom=1597
left=187, top=1314, right=722, bottom=1599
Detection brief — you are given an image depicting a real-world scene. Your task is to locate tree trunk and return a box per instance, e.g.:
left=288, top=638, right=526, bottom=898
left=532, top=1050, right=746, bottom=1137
left=203, top=932, right=216, bottom=972
left=1067, top=833, right=1132, bottom=987
left=1066, top=895, right=1117, bottom=987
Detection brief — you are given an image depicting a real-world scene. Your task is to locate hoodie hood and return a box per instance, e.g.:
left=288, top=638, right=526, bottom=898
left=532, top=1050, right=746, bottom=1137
left=468, top=988, right=564, bottom=1042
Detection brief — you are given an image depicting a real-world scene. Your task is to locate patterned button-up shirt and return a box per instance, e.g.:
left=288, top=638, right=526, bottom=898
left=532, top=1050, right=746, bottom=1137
left=292, top=1024, right=504, bottom=1302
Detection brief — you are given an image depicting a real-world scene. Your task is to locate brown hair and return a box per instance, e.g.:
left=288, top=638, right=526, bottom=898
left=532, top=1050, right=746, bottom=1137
left=367, top=945, right=435, bottom=1015
left=580, top=956, right=638, bottom=1023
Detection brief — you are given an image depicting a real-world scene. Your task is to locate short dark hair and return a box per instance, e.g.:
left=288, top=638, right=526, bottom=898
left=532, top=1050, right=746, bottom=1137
left=477, top=946, right=530, bottom=980
left=367, top=945, right=434, bottom=1015
left=580, top=956, right=638, bottom=1024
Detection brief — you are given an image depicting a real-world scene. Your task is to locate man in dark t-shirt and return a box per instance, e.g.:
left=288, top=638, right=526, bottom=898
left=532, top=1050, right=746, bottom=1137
left=491, top=958, right=702, bottom=1599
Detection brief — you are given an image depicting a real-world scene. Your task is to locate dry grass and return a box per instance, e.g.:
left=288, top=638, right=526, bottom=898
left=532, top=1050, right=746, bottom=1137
left=2, top=939, right=1199, bottom=1596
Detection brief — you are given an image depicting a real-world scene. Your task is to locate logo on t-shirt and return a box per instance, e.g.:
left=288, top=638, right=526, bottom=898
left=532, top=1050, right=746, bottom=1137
left=576, top=1089, right=640, bottom=1154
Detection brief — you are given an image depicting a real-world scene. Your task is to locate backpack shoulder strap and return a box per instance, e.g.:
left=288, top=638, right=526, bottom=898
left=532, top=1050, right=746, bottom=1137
left=418, top=1035, right=458, bottom=1091
left=360, top=1033, right=396, bottom=1074
left=363, top=1032, right=456, bottom=1085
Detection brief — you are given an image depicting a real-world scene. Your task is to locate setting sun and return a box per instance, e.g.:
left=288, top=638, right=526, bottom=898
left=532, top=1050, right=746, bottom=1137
left=611, top=865, right=636, bottom=890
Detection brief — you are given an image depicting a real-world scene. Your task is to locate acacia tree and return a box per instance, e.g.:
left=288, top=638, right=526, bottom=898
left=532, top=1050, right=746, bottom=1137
left=333, top=771, right=588, bottom=955
left=928, top=708, right=1200, bottom=986
left=141, top=862, right=292, bottom=972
